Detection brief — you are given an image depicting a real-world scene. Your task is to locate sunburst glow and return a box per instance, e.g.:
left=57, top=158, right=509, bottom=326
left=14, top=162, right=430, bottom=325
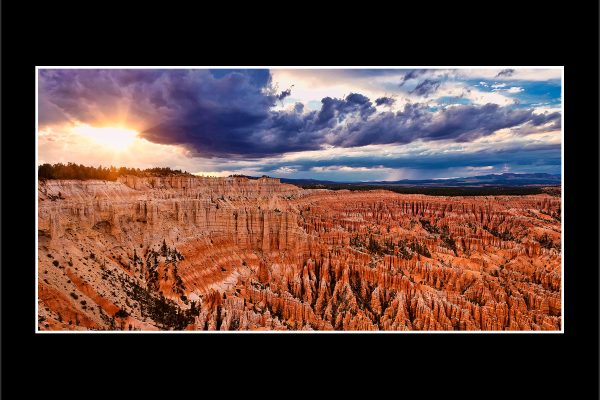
left=72, top=124, right=138, bottom=151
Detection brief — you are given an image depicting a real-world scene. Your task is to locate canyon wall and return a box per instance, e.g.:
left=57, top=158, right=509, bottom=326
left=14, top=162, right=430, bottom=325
left=38, top=176, right=562, bottom=331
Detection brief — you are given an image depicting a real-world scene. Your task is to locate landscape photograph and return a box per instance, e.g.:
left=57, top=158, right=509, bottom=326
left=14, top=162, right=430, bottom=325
left=37, top=67, right=562, bottom=332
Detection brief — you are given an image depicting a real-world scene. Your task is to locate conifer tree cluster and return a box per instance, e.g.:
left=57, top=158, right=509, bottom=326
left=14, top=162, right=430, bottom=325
left=38, top=162, right=192, bottom=180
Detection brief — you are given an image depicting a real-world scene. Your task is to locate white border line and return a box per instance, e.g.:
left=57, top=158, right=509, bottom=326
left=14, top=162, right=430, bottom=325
left=35, top=66, right=564, bottom=333
left=36, top=68, right=39, bottom=333
left=37, top=66, right=564, bottom=69
left=561, top=66, right=564, bottom=332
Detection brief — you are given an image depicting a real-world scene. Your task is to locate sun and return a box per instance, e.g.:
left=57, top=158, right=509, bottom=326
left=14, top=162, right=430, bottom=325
left=72, top=124, right=138, bottom=151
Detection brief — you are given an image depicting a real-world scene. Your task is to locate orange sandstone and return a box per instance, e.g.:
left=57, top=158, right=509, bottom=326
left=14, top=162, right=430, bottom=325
left=38, top=176, right=561, bottom=331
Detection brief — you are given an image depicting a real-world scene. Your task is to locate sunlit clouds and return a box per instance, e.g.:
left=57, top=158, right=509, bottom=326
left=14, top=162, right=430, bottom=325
left=39, top=125, right=194, bottom=170
left=71, top=124, right=138, bottom=151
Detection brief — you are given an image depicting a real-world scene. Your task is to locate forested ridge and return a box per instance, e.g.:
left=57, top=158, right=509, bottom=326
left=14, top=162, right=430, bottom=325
left=38, top=163, right=192, bottom=180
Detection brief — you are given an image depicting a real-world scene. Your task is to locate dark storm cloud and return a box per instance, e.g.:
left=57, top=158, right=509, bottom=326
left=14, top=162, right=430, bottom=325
left=496, top=69, right=515, bottom=77
left=410, top=79, right=441, bottom=97
left=512, top=111, right=562, bottom=134
left=39, top=69, right=561, bottom=158
left=316, top=93, right=376, bottom=126
left=530, top=111, right=561, bottom=126
left=399, top=69, right=428, bottom=85
left=326, top=103, right=560, bottom=148
left=375, top=96, right=395, bottom=106
left=277, top=87, right=293, bottom=101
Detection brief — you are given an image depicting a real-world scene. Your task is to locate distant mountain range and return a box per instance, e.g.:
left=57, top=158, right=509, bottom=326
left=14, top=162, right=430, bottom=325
left=279, top=173, right=561, bottom=187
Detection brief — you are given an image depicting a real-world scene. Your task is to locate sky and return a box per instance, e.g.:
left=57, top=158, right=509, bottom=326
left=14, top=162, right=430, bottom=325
left=38, top=68, right=562, bottom=181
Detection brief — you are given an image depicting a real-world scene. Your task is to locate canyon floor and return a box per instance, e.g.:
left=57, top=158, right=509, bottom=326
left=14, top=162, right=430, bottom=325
left=37, top=176, right=561, bottom=331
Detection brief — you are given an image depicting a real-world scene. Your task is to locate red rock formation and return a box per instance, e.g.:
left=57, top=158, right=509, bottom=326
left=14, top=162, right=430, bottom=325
left=38, top=177, right=561, bottom=331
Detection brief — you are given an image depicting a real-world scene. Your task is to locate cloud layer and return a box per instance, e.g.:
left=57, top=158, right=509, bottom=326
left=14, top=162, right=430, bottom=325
left=39, top=69, right=561, bottom=160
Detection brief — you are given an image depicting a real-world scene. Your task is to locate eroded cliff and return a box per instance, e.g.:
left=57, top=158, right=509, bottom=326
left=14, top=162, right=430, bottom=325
left=38, top=176, right=562, bottom=331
